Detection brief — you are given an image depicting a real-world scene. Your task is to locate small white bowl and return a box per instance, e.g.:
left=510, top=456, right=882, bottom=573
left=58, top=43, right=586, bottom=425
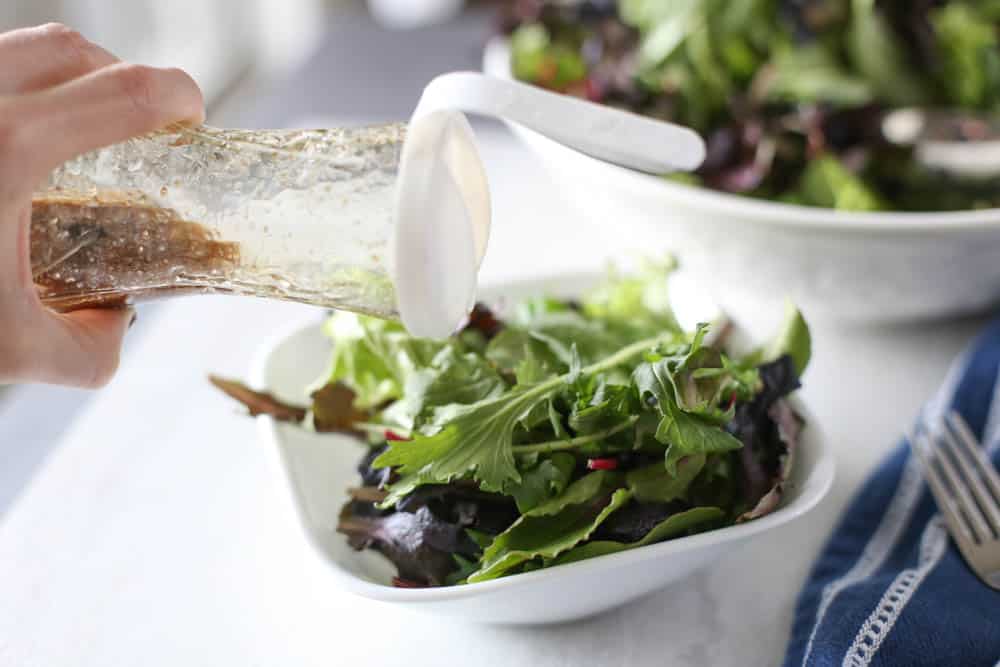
left=483, top=39, right=1000, bottom=324
left=250, top=276, right=835, bottom=625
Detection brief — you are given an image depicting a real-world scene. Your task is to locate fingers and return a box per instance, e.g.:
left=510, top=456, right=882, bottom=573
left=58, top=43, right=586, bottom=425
left=10, top=307, right=134, bottom=388
left=3, top=63, right=205, bottom=187
left=0, top=23, right=117, bottom=94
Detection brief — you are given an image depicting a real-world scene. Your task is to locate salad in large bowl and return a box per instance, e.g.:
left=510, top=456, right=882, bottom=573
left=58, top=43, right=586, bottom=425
left=498, top=0, right=1000, bottom=212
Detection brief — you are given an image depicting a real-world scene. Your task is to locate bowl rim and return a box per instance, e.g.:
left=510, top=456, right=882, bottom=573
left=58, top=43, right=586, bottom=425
left=249, top=305, right=836, bottom=606
left=481, top=37, right=1000, bottom=233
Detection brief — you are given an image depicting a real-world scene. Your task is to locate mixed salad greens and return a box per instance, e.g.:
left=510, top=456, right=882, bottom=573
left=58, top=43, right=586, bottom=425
left=499, top=0, right=1000, bottom=211
left=213, top=263, right=812, bottom=587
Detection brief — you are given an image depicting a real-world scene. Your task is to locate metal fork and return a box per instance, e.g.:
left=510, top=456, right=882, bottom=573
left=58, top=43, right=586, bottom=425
left=910, top=412, right=1000, bottom=590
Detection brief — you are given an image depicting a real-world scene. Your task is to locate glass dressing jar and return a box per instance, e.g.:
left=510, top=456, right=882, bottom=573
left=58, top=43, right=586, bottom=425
left=30, top=110, right=490, bottom=338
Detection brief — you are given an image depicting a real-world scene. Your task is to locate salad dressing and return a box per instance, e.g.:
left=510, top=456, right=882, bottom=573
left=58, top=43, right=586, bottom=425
left=32, top=191, right=241, bottom=310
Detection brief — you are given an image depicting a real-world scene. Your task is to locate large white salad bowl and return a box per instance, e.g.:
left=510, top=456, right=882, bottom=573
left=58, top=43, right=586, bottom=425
left=482, top=39, right=1000, bottom=324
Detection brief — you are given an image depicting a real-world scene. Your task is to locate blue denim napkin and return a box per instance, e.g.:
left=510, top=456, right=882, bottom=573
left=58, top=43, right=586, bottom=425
left=784, top=320, right=1000, bottom=667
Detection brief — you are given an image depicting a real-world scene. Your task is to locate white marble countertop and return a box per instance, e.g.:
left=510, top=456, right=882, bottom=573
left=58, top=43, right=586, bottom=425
left=0, top=119, right=992, bottom=666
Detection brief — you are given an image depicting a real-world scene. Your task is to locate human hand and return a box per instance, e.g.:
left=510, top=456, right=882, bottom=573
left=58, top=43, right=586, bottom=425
left=0, top=23, right=204, bottom=387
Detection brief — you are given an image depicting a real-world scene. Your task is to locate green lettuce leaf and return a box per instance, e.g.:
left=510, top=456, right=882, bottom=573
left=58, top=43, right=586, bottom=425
left=932, top=3, right=1000, bottom=110
left=847, top=0, right=931, bottom=106
left=629, top=325, right=745, bottom=472
left=508, top=453, right=576, bottom=513
left=765, top=301, right=812, bottom=376
left=551, top=506, right=726, bottom=566
left=568, top=381, right=635, bottom=435
left=632, top=322, right=755, bottom=422
left=467, top=477, right=632, bottom=583
left=796, top=155, right=887, bottom=211
left=626, top=454, right=706, bottom=503
left=383, top=345, right=506, bottom=430
left=656, top=397, right=744, bottom=474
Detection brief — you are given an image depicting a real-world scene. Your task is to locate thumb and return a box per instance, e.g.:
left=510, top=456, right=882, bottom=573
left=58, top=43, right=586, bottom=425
left=28, top=307, right=134, bottom=388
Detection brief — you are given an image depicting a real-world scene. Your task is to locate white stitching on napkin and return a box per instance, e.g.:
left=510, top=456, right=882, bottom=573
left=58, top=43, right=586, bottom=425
left=840, top=518, right=949, bottom=667
left=846, top=431, right=1000, bottom=666
left=983, top=365, right=1000, bottom=448
left=800, top=351, right=969, bottom=667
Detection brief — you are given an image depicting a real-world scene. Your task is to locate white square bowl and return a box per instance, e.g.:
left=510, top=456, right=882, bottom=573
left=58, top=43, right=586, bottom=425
left=249, top=275, right=835, bottom=625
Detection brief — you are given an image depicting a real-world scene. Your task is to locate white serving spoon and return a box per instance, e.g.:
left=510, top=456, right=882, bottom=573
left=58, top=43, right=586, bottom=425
left=410, top=71, right=706, bottom=175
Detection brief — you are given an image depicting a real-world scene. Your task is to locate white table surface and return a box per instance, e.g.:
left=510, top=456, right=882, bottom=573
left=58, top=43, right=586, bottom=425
left=0, top=121, right=992, bottom=667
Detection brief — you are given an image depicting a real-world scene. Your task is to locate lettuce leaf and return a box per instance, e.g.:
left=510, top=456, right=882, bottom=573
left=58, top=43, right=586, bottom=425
left=467, top=471, right=631, bottom=583
left=656, top=397, right=744, bottom=474
left=626, top=454, right=706, bottom=503
left=508, top=453, right=576, bottom=513
left=847, top=0, right=931, bottom=106
left=765, top=301, right=812, bottom=376
left=932, top=2, right=1000, bottom=110
left=551, top=506, right=726, bottom=566
left=795, top=155, right=887, bottom=212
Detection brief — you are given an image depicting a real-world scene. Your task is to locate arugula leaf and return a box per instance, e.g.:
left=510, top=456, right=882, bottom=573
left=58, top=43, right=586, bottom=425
left=375, top=331, right=679, bottom=503
left=375, top=388, right=540, bottom=502
left=467, top=487, right=632, bottom=583
left=626, top=454, right=706, bottom=503
left=628, top=325, right=746, bottom=472
left=632, top=322, right=754, bottom=424
left=383, top=345, right=506, bottom=431
left=551, top=506, right=726, bottom=566
left=568, top=382, right=635, bottom=435
left=765, top=301, right=811, bottom=376
left=508, top=453, right=576, bottom=513
left=656, top=398, right=743, bottom=474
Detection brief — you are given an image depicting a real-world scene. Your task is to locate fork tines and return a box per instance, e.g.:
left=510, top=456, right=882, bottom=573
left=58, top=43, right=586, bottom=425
left=912, top=413, right=1000, bottom=547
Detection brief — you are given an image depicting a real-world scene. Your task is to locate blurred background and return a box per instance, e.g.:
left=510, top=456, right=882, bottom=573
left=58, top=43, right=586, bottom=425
left=0, top=0, right=500, bottom=126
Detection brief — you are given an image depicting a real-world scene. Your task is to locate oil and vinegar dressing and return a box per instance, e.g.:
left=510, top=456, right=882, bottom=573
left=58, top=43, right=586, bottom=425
left=31, top=190, right=241, bottom=310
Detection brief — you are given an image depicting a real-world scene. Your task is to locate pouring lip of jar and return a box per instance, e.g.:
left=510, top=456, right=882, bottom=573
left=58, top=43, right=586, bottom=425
left=391, top=110, right=491, bottom=339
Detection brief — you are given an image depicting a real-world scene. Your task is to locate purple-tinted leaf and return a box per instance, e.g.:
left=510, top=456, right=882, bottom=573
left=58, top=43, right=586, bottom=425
left=726, top=356, right=801, bottom=510
left=358, top=445, right=394, bottom=489
left=737, top=398, right=803, bottom=522
left=337, top=505, right=479, bottom=587
left=591, top=499, right=687, bottom=543
left=395, top=482, right=519, bottom=536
